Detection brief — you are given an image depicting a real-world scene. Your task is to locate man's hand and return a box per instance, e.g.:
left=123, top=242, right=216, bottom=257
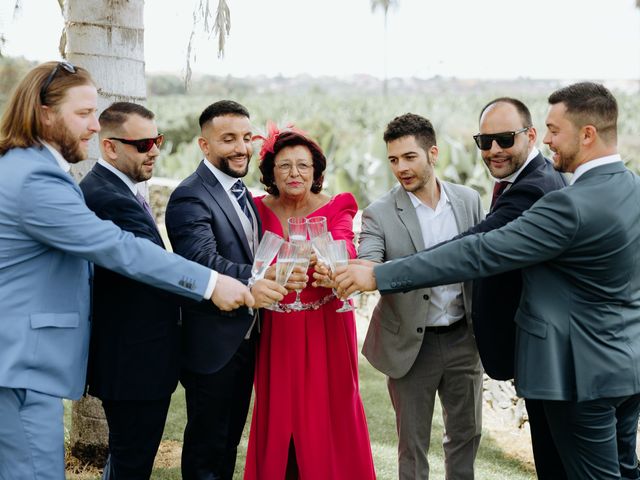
left=250, top=278, right=288, bottom=309
left=312, top=261, right=334, bottom=288
left=335, top=261, right=378, bottom=298
left=285, top=265, right=308, bottom=292
left=212, top=274, right=255, bottom=311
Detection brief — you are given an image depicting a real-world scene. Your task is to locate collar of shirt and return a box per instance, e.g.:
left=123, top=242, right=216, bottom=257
left=40, top=140, right=70, bottom=173
left=98, top=158, right=139, bottom=195
left=407, top=180, right=450, bottom=214
left=491, top=147, right=539, bottom=185
left=570, top=154, right=622, bottom=185
left=202, top=159, right=241, bottom=193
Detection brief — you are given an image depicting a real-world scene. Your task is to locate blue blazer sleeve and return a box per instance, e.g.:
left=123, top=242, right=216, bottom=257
left=20, top=165, right=211, bottom=301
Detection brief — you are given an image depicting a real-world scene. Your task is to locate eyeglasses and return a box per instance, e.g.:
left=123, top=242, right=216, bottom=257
left=40, top=61, right=77, bottom=105
left=274, top=162, right=313, bottom=174
left=108, top=134, right=164, bottom=153
left=473, top=127, right=529, bottom=151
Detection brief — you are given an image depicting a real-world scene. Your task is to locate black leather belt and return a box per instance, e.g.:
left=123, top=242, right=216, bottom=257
left=423, top=318, right=466, bottom=334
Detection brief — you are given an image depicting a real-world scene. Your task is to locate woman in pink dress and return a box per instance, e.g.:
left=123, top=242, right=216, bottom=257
left=244, top=126, right=376, bottom=479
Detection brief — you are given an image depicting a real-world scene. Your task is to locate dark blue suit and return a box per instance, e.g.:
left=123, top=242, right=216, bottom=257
left=459, top=152, right=568, bottom=479
left=165, top=161, right=261, bottom=480
left=80, top=163, right=183, bottom=479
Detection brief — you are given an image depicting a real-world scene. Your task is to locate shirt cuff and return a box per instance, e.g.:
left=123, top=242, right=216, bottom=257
left=203, top=270, right=218, bottom=299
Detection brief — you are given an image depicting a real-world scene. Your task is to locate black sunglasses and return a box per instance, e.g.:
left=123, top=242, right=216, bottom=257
left=109, top=135, right=164, bottom=153
left=473, top=127, right=529, bottom=151
left=40, top=61, right=77, bottom=105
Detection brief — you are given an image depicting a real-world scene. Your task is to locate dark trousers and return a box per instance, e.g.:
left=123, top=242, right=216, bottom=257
left=101, top=397, right=172, bottom=480
left=544, top=393, right=640, bottom=480
left=180, top=336, right=256, bottom=480
left=525, top=398, right=568, bottom=480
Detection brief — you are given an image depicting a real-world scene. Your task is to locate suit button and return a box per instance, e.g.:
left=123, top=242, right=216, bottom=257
left=391, top=282, right=397, bottom=288
left=423, top=294, right=429, bottom=301
left=417, top=327, right=423, bottom=333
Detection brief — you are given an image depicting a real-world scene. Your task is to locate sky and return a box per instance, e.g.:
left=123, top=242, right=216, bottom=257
left=2, top=0, right=640, bottom=80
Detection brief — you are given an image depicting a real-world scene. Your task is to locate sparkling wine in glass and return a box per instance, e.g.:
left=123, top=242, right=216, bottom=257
left=306, top=216, right=327, bottom=240
left=288, top=241, right=313, bottom=310
left=288, top=216, right=308, bottom=244
left=267, top=241, right=299, bottom=311
left=311, top=231, right=334, bottom=287
left=249, top=231, right=284, bottom=286
left=327, top=239, right=357, bottom=313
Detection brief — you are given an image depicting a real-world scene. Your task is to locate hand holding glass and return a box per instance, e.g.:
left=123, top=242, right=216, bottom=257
left=266, top=241, right=300, bottom=311
left=249, top=231, right=284, bottom=287
left=327, top=239, right=357, bottom=313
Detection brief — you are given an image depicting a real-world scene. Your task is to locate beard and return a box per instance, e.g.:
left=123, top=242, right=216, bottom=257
left=43, top=116, right=87, bottom=164
left=217, top=154, right=250, bottom=178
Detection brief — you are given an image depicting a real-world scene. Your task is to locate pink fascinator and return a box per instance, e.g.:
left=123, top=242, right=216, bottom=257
left=252, top=121, right=310, bottom=162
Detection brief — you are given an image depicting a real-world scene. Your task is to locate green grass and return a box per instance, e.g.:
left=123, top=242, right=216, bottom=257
left=67, top=357, right=534, bottom=479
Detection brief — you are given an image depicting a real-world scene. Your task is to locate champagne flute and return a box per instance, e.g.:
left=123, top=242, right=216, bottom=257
left=288, top=217, right=308, bottom=243
left=311, top=231, right=334, bottom=287
left=327, top=239, right=357, bottom=313
left=306, top=216, right=327, bottom=240
left=288, top=241, right=313, bottom=310
left=249, top=231, right=284, bottom=286
left=288, top=217, right=311, bottom=310
left=266, top=241, right=299, bottom=311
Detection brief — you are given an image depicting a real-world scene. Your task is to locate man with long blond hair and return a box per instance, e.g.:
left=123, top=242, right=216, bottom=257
left=0, top=62, right=265, bottom=480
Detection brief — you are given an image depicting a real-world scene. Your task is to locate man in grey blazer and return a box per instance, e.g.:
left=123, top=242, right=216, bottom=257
left=0, top=62, right=272, bottom=480
left=338, top=84, right=640, bottom=480
left=358, top=113, right=484, bottom=479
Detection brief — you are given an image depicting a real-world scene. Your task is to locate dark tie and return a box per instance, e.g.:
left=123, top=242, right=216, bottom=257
left=135, top=191, right=155, bottom=220
left=230, top=180, right=252, bottom=221
left=491, top=181, right=511, bottom=209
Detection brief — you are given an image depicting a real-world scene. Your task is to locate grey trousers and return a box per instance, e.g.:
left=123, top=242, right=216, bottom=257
left=387, top=322, right=483, bottom=480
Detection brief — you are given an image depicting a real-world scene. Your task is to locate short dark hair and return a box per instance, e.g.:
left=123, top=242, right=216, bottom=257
left=478, top=97, right=532, bottom=127
left=548, top=82, right=618, bottom=143
left=99, top=102, right=154, bottom=137
left=259, top=131, right=326, bottom=196
left=383, top=113, right=436, bottom=152
left=198, top=100, right=250, bottom=129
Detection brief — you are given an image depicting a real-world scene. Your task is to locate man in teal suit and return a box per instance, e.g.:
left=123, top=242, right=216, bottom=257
left=336, top=82, right=640, bottom=480
left=0, top=62, right=280, bottom=480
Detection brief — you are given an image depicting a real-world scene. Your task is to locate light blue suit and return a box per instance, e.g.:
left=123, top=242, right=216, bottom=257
left=0, top=146, right=212, bottom=480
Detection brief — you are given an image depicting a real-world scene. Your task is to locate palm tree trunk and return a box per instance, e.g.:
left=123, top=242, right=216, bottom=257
left=64, top=0, right=147, bottom=466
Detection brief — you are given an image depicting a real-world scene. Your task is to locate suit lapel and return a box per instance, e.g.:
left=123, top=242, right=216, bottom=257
left=441, top=181, right=470, bottom=233
left=394, top=187, right=425, bottom=253
left=196, top=162, right=254, bottom=260
left=92, top=164, right=164, bottom=246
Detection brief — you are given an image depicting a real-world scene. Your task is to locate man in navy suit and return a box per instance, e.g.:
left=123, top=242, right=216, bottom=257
left=166, top=101, right=286, bottom=480
left=0, top=63, right=258, bottom=480
left=80, top=102, right=182, bottom=479
left=464, top=98, right=567, bottom=479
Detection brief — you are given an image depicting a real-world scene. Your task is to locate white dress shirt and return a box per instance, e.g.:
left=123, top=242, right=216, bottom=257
left=407, top=183, right=465, bottom=327
left=570, top=154, right=622, bottom=185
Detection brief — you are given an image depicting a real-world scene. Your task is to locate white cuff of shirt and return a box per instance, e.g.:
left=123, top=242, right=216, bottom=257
left=203, top=270, right=219, bottom=300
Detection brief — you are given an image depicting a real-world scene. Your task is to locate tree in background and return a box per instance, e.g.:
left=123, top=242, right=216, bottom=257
left=370, top=0, right=398, bottom=96
left=0, top=0, right=232, bottom=468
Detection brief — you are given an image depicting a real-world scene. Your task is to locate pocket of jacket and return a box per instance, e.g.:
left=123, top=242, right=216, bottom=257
left=515, top=313, right=547, bottom=339
left=30, top=313, right=80, bottom=329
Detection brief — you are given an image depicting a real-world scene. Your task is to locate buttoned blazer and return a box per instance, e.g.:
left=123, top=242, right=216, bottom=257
left=165, top=161, right=262, bottom=374
left=359, top=181, right=484, bottom=379
left=461, top=153, right=567, bottom=380
left=80, top=163, right=182, bottom=401
left=0, top=147, right=210, bottom=400
left=375, top=162, right=640, bottom=401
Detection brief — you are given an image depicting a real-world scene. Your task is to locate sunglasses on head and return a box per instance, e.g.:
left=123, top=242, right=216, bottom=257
left=473, top=127, right=529, bottom=151
left=109, top=134, right=164, bottom=153
left=40, top=61, right=77, bottom=105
